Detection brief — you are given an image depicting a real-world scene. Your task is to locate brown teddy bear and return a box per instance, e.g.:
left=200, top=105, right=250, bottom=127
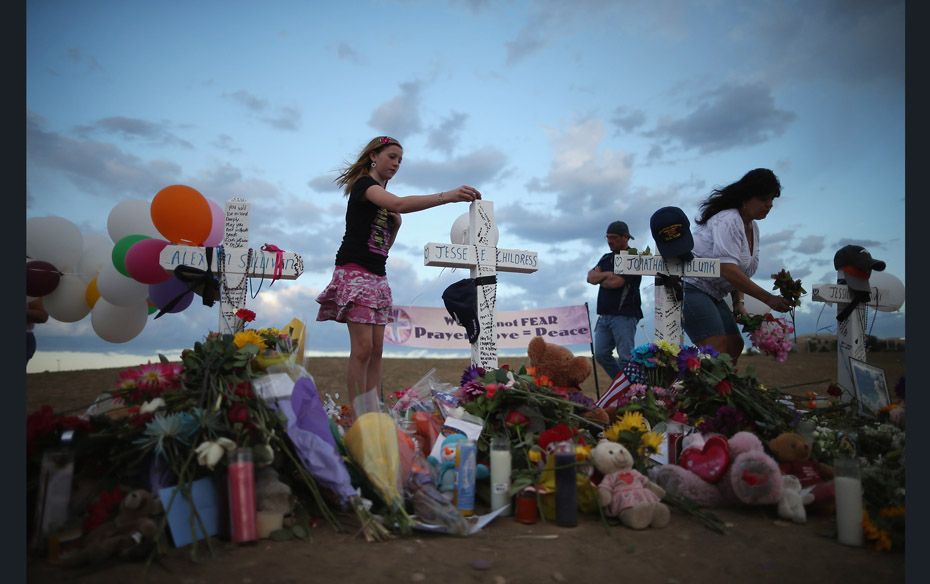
left=60, top=489, right=163, bottom=567
left=767, top=431, right=835, bottom=512
left=526, top=336, right=609, bottom=425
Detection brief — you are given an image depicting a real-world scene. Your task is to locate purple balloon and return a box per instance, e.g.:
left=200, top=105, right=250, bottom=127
left=148, top=275, right=194, bottom=313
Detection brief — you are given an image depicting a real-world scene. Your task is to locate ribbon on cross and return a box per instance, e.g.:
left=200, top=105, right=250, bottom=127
left=154, top=247, right=220, bottom=319
left=262, top=243, right=285, bottom=283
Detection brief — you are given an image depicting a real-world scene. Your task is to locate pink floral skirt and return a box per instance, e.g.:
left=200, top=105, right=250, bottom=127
left=315, top=264, right=394, bottom=325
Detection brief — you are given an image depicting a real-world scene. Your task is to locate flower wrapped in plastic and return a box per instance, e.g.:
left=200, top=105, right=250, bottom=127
left=748, top=315, right=794, bottom=362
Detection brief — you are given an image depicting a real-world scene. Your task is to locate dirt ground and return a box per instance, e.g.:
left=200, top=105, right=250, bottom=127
left=25, top=343, right=907, bottom=583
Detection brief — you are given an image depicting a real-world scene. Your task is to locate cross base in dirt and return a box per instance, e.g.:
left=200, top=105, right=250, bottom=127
left=424, top=200, right=538, bottom=369
left=812, top=273, right=898, bottom=402
left=613, top=253, right=720, bottom=345
left=159, top=197, right=304, bottom=333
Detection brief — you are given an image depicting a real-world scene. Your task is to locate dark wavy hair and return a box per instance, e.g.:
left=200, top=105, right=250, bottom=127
left=695, top=168, right=781, bottom=225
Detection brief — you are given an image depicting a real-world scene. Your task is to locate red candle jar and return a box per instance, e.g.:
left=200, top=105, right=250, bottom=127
left=227, top=448, right=257, bottom=543
left=514, top=491, right=538, bottom=524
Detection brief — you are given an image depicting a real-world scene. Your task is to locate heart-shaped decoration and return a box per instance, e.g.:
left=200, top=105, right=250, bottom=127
left=678, top=435, right=730, bottom=483
left=618, top=472, right=635, bottom=485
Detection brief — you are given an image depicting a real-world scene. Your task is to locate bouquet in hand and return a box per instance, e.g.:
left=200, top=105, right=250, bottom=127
left=748, top=314, right=794, bottom=362
left=771, top=269, right=806, bottom=308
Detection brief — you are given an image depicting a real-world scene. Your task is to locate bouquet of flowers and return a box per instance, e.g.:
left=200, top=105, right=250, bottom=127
left=747, top=314, right=794, bottom=363
left=601, top=411, right=663, bottom=473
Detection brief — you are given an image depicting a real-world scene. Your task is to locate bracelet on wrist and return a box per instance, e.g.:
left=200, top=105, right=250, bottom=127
left=438, top=191, right=445, bottom=204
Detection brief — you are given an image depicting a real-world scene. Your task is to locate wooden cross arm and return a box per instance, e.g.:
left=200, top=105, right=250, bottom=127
left=159, top=245, right=304, bottom=279
left=424, top=242, right=538, bottom=273
left=613, top=254, right=720, bottom=277
left=812, top=284, right=896, bottom=309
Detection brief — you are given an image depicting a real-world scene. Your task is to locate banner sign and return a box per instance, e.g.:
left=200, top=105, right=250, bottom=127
left=384, top=305, right=592, bottom=349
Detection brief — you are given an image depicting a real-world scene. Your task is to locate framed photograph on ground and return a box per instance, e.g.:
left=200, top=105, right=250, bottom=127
left=849, top=357, right=890, bottom=417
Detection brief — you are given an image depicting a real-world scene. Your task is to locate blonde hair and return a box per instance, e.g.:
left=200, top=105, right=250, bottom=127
left=334, top=136, right=403, bottom=196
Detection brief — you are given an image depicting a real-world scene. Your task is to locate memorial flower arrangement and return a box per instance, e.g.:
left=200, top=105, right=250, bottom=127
left=25, top=322, right=355, bottom=564
left=622, top=341, right=796, bottom=440
left=736, top=269, right=804, bottom=361
left=806, top=399, right=906, bottom=552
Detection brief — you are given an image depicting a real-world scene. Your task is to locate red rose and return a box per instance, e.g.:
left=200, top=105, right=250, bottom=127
left=235, top=308, right=256, bottom=322
left=234, top=381, right=254, bottom=398
left=715, top=379, right=733, bottom=396
left=504, top=410, right=529, bottom=429
left=538, top=423, right=573, bottom=450
left=227, top=404, right=250, bottom=424
left=670, top=411, right=689, bottom=424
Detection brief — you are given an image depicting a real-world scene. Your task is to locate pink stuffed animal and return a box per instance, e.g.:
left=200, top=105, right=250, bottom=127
left=591, top=440, right=670, bottom=529
left=650, top=431, right=783, bottom=507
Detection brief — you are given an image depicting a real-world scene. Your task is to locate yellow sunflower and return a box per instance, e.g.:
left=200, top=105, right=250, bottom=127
left=638, top=431, right=664, bottom=455
left=233, top=330, right=265, bottom=350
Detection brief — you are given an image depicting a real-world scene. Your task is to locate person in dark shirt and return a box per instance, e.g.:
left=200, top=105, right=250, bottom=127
left=316, top=136, right=480, bottom=404
left=586, top=221, right=643, bottom=380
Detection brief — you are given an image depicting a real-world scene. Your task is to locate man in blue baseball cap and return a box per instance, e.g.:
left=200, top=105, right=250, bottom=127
left=586, top=220, right=643, bottom=381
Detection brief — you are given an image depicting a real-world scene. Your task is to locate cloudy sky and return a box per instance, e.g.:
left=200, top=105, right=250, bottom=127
left=26, top=0, right=905, bottom=373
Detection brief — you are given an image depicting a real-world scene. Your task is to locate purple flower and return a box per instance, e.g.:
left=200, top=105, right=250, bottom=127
left=677, top=346, right=701, bottom=373
left=698, top=345, right=720, bottom=358
left=698, top=405, right=754, bottom=437
left=566, top=391, right=596, bottom=409
left=460, top=365, right=485, bottom=387
left=458, top=379, right=486, bottom=403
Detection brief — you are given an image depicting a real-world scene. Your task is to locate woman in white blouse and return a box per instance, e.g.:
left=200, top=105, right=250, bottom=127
left=682, top=168, right=791, bottom=362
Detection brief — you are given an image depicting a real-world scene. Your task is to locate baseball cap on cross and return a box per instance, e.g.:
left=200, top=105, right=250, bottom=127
left=650, top=206, right=694, bottom=262
left=441, top=278, right=480, bottom=343
left=833, top=245, right=886, bottom=292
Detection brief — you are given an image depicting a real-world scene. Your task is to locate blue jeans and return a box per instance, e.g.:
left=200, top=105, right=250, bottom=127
left=594, top=314, right=639, bottom=380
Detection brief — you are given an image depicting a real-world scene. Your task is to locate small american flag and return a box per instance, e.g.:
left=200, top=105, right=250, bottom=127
left=595, top=367, right=633, bottom=409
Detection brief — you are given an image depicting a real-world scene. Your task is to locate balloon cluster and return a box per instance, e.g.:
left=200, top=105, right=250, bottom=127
left=26, top=185, right=225, bottom=343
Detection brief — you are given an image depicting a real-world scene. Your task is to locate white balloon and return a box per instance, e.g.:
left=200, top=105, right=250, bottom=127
left=76, top=232, right=113, bottom=283
left=96, top=261, right=149, bottom=306
left=107, top=199, right=161, bottom=243
left=26, top=216, right=84, bottom=273
left=867, top=271, right=905, bottom=312
left=742, top=294, right=771, bottom=316
left=92, top=299, right=148, bottom=343
left=450, top=213, right=469, bottom=244
left=43, top=274, right=92, bottom=323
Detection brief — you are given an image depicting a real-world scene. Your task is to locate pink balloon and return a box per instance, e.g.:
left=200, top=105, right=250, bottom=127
left=204, top=199, right=225, bottom=246
left=125, top=238, right=172, bottom=284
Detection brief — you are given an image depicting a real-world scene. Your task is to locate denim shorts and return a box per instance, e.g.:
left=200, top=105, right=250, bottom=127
left=682, top=283, right=740, bottom=342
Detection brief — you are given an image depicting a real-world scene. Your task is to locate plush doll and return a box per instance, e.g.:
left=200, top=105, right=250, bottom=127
left=590, top=439, right=670, bottom=529
left=777, top=474, right=814, bottom=524
left=767, top=431, right=834, bottom=511
left=650, top=431, right=783, bottom=508
left=60, top=489, right=163, bottom=567
left=526, top=336, right=609, bottom=425
left=426, top=434, right=489, bottom=498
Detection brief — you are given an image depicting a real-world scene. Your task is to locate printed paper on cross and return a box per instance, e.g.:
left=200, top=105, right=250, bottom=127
left=811, top=274, right=899, bottom=403
left=159, top=197, right=304, bottom=333
left=424, top=200, right=538, bottom=369
left=613, top=253, right=720, bottom=345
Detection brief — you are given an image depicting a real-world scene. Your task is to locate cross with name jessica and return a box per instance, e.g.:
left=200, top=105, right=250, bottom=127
left=424, top=200, right=538, bottom=369
left=811, top=273, right=900, bottom=403
left=613, top=253, right=721, bottom=344
left=158, top=197, right=304, bottom=333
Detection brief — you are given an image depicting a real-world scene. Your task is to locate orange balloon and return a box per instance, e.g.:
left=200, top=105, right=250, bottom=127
left=85, top=277, right=100, bottom=308
left=150, top=185, right=212, bottom=245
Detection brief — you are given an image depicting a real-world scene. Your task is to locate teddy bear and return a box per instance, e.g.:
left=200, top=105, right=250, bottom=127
left=60, top=488, right=163, bottom=567
left=526, top=336, right=609, bottom=425
left=590, top=439, right=670, bottom=529
left=777, top=474, right=814, bottom=524
left=650, top=431, right=783, bottom=508
left=767, top=431, right=834, bottom=512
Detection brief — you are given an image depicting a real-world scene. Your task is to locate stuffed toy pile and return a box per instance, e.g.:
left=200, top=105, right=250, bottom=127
left=650, top=431, right=784, bottom=508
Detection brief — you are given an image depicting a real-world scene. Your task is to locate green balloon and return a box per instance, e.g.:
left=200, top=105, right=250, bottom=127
left=112, top=234, right=150, bottom=277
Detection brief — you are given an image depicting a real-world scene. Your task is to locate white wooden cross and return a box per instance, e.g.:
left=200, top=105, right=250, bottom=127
left=158, top=197, right=304, bottom=333
left=613, top=253, right=720, bottom=344
left=424, top=200, right=538, bottom=369
left=811, top=273, right=900, bottom=403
